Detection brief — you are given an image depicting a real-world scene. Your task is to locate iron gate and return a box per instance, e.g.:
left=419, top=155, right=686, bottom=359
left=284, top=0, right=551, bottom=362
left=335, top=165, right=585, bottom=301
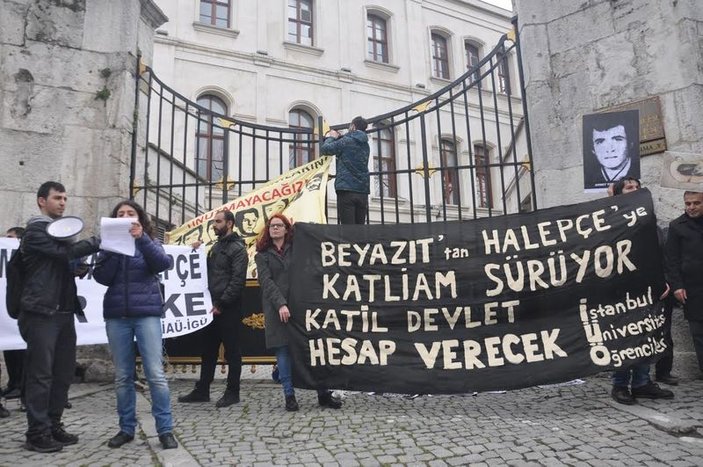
left=130, top=27, right=536, bottom=234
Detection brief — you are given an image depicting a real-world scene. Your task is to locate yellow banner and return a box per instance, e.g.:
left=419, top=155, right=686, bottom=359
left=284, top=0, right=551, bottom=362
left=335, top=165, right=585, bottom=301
left=167, top=156, right=332, bottom=278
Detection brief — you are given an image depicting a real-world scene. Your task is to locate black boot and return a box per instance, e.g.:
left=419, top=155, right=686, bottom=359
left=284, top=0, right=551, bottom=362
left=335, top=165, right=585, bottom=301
left=318, top=390, right=342, bottom=409
left=285, top=395, right=299, bottom=411
left=215, top=389, right=240, bottom=408
left=178, top=387, right=210, bottom=403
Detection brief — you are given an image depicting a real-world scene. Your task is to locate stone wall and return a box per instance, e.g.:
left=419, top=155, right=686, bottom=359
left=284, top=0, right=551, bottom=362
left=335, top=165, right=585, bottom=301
left=0, top=0, right=166, bottom=379
left=0, top=0, right=167, bottom=231
left=515, top=0, right=703, bottom=377
left=515, top=0, right=702, bottom=221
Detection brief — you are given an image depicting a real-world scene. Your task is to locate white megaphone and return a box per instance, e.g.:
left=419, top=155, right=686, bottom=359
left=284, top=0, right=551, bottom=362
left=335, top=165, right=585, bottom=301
left=46, top=216, right=84, bottom=242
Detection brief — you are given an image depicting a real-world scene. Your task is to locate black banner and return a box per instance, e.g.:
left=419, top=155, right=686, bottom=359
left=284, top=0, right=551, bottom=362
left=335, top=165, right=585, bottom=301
left=288, top=189, right=667, bottom=393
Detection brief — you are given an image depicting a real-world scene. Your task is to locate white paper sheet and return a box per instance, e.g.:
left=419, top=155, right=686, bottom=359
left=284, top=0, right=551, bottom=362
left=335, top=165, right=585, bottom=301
left=100, top=217, right=136, bottom=256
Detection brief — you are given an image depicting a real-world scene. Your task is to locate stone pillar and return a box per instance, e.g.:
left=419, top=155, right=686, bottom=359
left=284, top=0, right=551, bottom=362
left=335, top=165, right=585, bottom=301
left=0, top=0, right=167, bottom=229
left=515, top=0, right=703, bottom=378
left=0, top=0, right=166, bottom=378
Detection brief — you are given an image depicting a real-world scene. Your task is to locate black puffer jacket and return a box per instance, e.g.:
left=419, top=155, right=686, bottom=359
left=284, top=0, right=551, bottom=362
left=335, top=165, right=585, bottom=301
left=20, top=215, right=100, bottom=316
left=208, top=231, right=247, bottom=311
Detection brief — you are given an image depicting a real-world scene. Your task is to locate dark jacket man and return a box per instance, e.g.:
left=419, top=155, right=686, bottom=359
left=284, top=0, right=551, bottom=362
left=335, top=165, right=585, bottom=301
left=665, top=193, right=703, bottom=320
left=665, top=191, right=703, bottom=372
left=321, top=116, right=370, bottom=224
left=207, top=232, right=247, bottom=312
left=179, top=210, right=248, bottom=407
left=19, top=182, right=99, bottom=453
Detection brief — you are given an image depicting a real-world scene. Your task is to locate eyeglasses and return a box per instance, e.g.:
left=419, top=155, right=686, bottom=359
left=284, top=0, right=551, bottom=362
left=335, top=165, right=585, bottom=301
left=269, top=224, right=286, bottom=229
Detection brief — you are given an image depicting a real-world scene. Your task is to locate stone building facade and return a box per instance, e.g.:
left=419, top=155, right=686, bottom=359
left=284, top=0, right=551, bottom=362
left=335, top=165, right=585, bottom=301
left=147, top=0, right=527, bottom=224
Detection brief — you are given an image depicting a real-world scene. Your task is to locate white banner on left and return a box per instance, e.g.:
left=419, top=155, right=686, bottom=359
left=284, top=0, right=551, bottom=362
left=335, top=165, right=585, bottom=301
left=0, top=238, right=213, bottom=350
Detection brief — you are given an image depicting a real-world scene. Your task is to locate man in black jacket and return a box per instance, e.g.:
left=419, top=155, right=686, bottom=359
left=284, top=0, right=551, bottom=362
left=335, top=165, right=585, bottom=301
left=19, top=181, right=100, bottom=452
left=666, top=191, right=703, bottom=376
left=179, top=210, right=248, bottom=407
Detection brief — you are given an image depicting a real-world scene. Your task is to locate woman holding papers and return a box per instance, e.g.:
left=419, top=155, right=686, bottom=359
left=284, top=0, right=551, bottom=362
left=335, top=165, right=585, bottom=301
left=93, top=200, right=178, bottom=450
left=255, top=213, right=342, bottom=411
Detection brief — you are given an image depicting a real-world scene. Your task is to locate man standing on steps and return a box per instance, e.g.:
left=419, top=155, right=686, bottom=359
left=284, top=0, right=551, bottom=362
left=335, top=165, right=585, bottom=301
left=321, top=116, right=370, bottom=225
left=178, top=210, right=248, bottom=408
left=19, top=181, right=100, bottom=452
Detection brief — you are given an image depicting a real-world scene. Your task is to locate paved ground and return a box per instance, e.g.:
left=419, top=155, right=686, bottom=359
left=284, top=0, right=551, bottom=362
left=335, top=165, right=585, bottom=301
left=1, top=368, right=702, bottom=466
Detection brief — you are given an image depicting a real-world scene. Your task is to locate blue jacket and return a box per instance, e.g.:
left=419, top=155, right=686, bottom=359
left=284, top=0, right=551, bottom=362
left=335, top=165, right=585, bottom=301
left=321, top=130, right=370, bottom=194
left=93, top=235, right=172, bottom=319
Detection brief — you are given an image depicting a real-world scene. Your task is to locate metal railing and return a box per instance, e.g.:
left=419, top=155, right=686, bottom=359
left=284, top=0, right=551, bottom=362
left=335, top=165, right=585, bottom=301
left=130, top=30, right=535, bottom=232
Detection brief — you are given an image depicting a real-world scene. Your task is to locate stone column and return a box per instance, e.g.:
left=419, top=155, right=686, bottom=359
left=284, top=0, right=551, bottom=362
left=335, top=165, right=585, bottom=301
left=515, top=0, right=703, bottom=378
left=0, top=0, right=167, bottom=229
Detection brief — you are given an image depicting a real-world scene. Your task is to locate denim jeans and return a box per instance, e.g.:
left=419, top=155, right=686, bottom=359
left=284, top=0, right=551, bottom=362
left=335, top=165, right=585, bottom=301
left=612, top=364, right=651, bottom=389
left=18, top=312, right=76, bottom=439
left=274, top=346, right=294, bottom=396
left=106, top=317, right=173, bottom=436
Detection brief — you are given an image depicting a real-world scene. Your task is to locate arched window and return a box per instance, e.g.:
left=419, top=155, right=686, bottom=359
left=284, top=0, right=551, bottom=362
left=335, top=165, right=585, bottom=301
left=195, top=95, right=227, bottom=181
left=465, top=41, right=480, bottom=83
left=371, top=124, right=396, bottom=197
left=288, top=0, right=313, bottom=46
left=440, top=139, right=459, bottom=204
left=200, top=0, right=230, bottom=28
left=474, top=144, right=492, bottom=208
left=497, top=49, right=511, bottom=95
left=431, top=33, right=450, bottom=79
left=289, top=108, right=315, bottom=168
left=367, top=14, right=388, bottom=63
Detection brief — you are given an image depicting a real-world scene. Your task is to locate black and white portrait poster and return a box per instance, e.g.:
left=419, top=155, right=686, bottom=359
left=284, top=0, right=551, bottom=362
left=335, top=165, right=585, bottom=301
left=583, top=109, right=640, bottom=193
left=288, top=189, right=667, bottom=394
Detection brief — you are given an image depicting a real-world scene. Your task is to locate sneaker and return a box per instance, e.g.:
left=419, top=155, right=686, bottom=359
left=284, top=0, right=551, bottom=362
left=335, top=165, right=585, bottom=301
left=107, top=431, right=134, bottom=448
left=178, top=389, right=210, bottom=403
left=25, top=434, right=63, bottom=453
left=0, top=403, right=9, bottom=418
left=611, top=386, right=636, bottom=405
left=285, top=395, right=299, bottom=412
left=655, top=374, right=679, bottom=386
left=52, top=424, right=79, bottom=445
left=632, top=382, right=674, bottom=399
left=159, top=432, right=178, bottom=449
left=318, top=391, right=342, bottom=409
left=215, top=390, right=240, bottom=408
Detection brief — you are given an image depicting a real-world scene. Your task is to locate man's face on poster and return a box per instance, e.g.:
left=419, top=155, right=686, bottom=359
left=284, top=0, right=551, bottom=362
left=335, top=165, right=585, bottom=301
left=592, top=125, right=629, bottom=170
left=242, top=211, right=258, bottom=234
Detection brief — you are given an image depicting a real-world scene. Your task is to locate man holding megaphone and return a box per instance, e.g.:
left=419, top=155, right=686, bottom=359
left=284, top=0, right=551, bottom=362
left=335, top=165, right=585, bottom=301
left=16, top=181, right=100, bottom=453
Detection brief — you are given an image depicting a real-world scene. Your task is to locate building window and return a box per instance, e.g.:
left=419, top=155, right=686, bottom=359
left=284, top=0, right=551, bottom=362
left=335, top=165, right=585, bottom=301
left=200, top=0, right=230, bottom=28
left=367, top=14, right=388, bottom=63
left=289, top=109, right=315, bottom=167
left=288, top=0, right=313, bottom=46
left=465, top=41, right=480, bottom=82
left=196, top=95, right=228, bottom=181
left=431, top=33, right=450, bottom=79
left=497, top=50, right=511, bottom=95
left=474, top=144, right=492, bottom=208
left=371, top=125, right=396, bottom=197
left=440, top=139, right=459, bottom=204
